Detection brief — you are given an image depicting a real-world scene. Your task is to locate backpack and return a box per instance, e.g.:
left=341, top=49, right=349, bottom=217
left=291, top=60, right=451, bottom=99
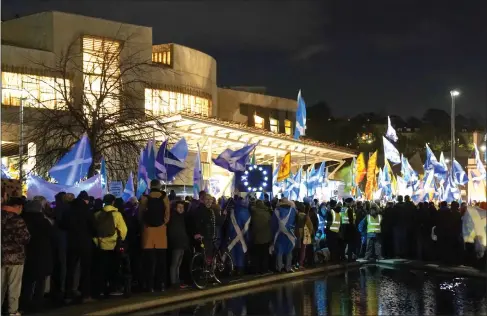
left=95, top=211, right=116, bottom=238
left=144, top=195, right=166, bottom=227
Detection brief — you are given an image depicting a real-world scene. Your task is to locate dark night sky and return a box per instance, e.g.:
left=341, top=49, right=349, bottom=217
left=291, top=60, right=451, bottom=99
left=3, top=0, right=487, bottom=119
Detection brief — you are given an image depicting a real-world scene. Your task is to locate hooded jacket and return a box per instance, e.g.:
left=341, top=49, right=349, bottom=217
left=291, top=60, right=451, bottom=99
left=250, top=199, right=272, bottom=245
left=2, top=206, right=30, bottom=265
left=93, top=205, right=128, bottom=250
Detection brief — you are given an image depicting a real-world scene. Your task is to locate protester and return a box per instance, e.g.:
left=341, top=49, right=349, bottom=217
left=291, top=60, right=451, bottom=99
left=271, top=197, right=296, bottom=273
left=93, top=194, right=128, bottom=297
left=63, top=191, right=94, bottom=302
left=326, top=200, right=342, bottom=263
left=20, top=199, right=54, bottom=312
left=360, top=203, right=383, bottom=260
left=2, top=197, right=30, bottom=316
left=250, top=198, right=272, bottom=274
left=139, top=180, right=170, bottom=292
left=167, top=200, right=190, bottom=288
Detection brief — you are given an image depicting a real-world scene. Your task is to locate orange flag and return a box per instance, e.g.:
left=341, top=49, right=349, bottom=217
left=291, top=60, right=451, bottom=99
left=365, top=151, right=378, bottom=200
left=355, top=153, right=367, bottom=185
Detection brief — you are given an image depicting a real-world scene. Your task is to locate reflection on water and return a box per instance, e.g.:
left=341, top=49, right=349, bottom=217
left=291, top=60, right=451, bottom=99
left=133, top=266, right=487, bottom=316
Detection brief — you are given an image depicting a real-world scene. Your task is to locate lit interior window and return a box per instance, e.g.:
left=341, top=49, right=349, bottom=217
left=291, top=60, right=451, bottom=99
left=254, top=115, right=264, bottom=129
left=284, top=119, right=292, bottom=135
left=83, top=36, right=120, bottom=115
left=270, top=118, right=279, bottom=133
left=152, top=47, right=172, bottom=66
left=1, top=72, right=70, bottom=109
left=145, top=88, right=210, bottom=117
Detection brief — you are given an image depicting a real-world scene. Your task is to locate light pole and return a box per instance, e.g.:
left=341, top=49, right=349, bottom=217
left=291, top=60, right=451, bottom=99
left=450, top=90, right=460, bottom=166
left=18, top=97, right=26, bottom=182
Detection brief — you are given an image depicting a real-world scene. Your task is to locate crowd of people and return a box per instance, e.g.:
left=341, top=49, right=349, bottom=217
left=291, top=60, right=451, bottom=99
left=1, top=179, right=486, bottom=315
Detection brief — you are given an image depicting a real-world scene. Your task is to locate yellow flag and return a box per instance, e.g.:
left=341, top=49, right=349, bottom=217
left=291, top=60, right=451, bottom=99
left=355, top=153, right=367, bottom=185
left=365, top=151, right=378, bottom=200
left=277, top=152, right=291, bottom=182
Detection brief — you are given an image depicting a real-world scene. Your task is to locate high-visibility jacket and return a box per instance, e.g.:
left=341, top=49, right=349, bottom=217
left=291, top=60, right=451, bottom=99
left=340, top=207, right=353, bottom=225
left=330, top=210, right=341, bottom=233
left=367, top=214, right=382, bottom=234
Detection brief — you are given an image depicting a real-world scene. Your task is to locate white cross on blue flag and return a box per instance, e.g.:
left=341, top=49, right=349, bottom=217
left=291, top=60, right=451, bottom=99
left=294, top=90, right=307, bottom=140
left=49, top=134, right=93, bottom=186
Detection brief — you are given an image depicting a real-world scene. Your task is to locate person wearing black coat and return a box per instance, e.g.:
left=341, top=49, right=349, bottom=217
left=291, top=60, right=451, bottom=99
left=63, top=191, right=94, bottom=301
left=21, top=200, right=54, bottom=311
left=167, top=201, right=190, bottom=288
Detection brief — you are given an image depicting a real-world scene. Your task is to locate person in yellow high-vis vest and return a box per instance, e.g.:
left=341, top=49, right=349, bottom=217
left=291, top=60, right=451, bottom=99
left=360, top=203, right=384, bottom=260
left=325, top=200, right=342, bottom=263
left=340, top=198, right=356, bottom=262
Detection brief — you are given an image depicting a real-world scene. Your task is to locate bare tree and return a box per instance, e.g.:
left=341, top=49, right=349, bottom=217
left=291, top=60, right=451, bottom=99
left=3, top=31, right=170, bottom=182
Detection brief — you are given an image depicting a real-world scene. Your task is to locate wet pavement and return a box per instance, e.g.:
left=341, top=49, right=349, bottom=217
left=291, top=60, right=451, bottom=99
left=126, top=266, right=487, bottom=316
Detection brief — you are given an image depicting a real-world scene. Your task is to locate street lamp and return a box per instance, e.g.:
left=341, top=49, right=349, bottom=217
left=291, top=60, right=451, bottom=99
left=450, top=90, right=460, bottom=167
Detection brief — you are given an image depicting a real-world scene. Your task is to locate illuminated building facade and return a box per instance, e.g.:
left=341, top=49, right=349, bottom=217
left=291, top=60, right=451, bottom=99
left=1, top=11, right=355, bottom=193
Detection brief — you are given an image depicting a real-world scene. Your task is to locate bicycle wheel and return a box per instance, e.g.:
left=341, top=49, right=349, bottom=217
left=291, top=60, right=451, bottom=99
left=212, top=250, right=234, bottom=284
left=191, top=252, right=209, bottom=289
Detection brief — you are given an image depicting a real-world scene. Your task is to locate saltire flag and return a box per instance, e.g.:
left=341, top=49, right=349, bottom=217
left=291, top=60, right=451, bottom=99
left=306, top=164, right=315, bottom=196
left=49, top=133, right=93, bottom=186
left=193, top=143, right=203, bottom=199
left=308, top=161, right=326, bottom=195
left=1, top=163, right=11, bottom=179
left=289, top=168, right=302, bottom=200
left=383, top=136, right=401, bottom=164
left=424, top=144, right=447, bottom=176
left=212, top=143, right=258, bottom=172
left=100, top=157, right=108, bottom=195
left=277, top=152, right=291, bottom=182
left=442, top=173, right=460, bottom=203
left=355, top=153, right=367, bottom=185
left=155, top=138, right=188, bottom=182
left=401, top=154, right=418, bottom=186
left=437, top=152, right=449, bottom=183
left=386, top=116, right=398, bottom=142
left=294, top=90, right=307, bottom=140
left=365, top=151, right=378, bottom=200
left=412, top=169, right=435, bottom=203
left=122, top=172, right=135, bottom=202
left=452, top=159, right=468, bottom=185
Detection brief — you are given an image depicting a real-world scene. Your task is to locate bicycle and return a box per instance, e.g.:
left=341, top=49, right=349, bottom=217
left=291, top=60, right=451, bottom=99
left=190, top=237, right=234, bottom=289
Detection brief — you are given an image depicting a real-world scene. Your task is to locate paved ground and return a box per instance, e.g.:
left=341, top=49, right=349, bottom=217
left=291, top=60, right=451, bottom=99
left=39, top=261, right=364, bottom=316
left=35, top=259, right=486, bottom=316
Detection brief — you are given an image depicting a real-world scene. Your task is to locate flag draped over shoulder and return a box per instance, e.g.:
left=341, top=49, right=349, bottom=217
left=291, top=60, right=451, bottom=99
left=49, top=133, right=93, bottom=186
left=294, top=90, right=307, bottom=140
left=212, top=143, right=258, bottom=172
left=383, top=136, right=401, bottom=164
left=277, top=152, right=291, bottom=182
left=365, top=151, right=378, bottom=200
left=386, top=116, right=398, bottom=142
left=355, top=153, right=367, bottom=185
left=122, top=172, right=135, bottom=202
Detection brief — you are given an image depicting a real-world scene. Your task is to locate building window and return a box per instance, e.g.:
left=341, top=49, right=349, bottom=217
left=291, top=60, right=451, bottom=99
left=254, top=115, right=264, bottom=129
left=152, top=51, right=172, bottom=66
left=284, top=119, right=292, bottom=135
left=145, top=88, right=211, bottom=117
left=1, top=72, right=70, bottom=109
left=82, top=36, right=121, bottom=115
left=270, top=118, right=279, bottom=133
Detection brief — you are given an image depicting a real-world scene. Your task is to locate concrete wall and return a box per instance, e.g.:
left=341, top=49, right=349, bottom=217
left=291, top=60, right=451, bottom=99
left=1, top=12, right=54, bottom=52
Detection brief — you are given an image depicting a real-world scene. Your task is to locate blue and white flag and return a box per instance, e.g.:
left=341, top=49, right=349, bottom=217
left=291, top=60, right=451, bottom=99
left=49, top=134, right=93, bottom=186
left=193, top=144, right=203, bottom=198
left=308, top=162, right=325, bottom=195
left=294, top=90, right=307, bottom=140
left=288, top=168, right=302, bottom=200
left=383, top=136, right=401, bottom=164
left=452, top=159, right=468, bottom=186
left=212, top=143, right=258, bottom=172
left=155, top=138, right=188, bottom=182
left=27, top=174, right=102, bottom=202
left=472, top=144, right=486, bottom=181
left=1, top=163, right=11, bottom=179
left=272, top=165, right=280, bottom=197
left=122, top=172, right=135, bottom=202
left=100, top=157, right=108, bottom=195
left=386, top=116, right=398, bottom=142
left=401, top=154, right=418, bottom=186
left=442, top=173, right=460, bottom=203
left=424, top=144, right=447, bottom=176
